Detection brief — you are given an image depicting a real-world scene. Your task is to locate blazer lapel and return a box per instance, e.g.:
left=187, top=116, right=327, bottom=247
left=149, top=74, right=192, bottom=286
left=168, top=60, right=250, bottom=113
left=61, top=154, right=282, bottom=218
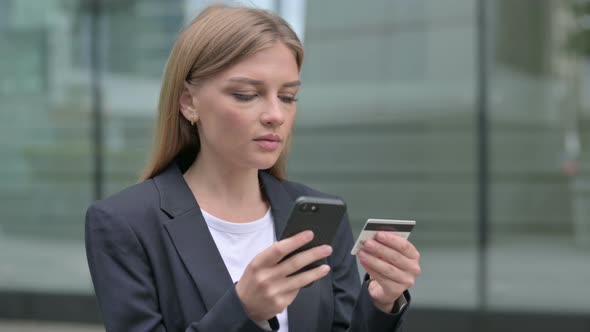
left=154, top=164, right=234, bottom=311
left=259, top=171, right=292, bottom=240
left=260, top=173, right=320, bottom=332
left=287, top=282, right=322, bottom=331
left=155, top=165, right=321, bottom=330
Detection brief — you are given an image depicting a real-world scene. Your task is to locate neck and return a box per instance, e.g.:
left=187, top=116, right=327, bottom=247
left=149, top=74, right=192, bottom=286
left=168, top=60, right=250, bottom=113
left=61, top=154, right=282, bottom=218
left=183, top=153, right=267, bottom=221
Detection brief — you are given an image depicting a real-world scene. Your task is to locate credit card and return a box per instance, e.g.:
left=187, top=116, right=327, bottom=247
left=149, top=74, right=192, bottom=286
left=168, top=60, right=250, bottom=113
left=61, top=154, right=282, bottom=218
left=351, top=219, right=415, bottom=255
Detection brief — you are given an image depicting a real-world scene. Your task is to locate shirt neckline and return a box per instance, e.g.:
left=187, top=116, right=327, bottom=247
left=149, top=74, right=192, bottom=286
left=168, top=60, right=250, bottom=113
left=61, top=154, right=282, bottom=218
left=201, top=208, right=272, bottom=234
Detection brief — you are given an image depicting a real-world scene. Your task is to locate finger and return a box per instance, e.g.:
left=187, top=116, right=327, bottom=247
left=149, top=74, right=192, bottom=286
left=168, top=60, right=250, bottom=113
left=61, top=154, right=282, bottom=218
left=254, top=231, right=314, bottom=267
left=362, top=238, right=419, bottom=274
left=283, top=264, right=331, bottom=291
left=364, top=264, right=402, bottom=289
left=357, top=249, right=410, bottom=286
left=277, top=244, right=333, bottom=277
left=374, top=232, right=420, bottom=260
left=363, top=264, right=407, bottom=299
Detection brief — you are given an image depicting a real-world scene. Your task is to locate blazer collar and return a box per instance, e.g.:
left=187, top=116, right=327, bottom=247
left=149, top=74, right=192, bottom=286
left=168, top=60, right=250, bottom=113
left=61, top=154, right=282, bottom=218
left=153, top=163, right=294, bottom=237
left=152, top=163, right=199, bottom=217
left=154, top=163, right=316, bottom=331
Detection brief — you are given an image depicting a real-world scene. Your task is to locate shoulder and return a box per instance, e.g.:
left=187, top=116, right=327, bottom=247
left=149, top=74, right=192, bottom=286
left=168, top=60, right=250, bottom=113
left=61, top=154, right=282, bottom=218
left=86, top=179, right=160, bottom=231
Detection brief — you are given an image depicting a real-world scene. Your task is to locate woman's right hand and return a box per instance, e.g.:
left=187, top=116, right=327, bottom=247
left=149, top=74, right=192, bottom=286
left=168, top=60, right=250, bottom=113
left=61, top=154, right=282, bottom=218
left=235, top=230, right=333, bottom=321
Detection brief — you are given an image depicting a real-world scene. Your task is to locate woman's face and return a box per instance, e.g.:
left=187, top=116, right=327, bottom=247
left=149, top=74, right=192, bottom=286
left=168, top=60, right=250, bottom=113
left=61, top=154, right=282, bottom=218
left=181, top=42, right=300, bottom=172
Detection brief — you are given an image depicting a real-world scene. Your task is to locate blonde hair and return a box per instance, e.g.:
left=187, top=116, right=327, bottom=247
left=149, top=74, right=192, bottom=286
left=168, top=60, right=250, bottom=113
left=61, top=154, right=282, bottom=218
left=141, top=4, right=304, bottom=181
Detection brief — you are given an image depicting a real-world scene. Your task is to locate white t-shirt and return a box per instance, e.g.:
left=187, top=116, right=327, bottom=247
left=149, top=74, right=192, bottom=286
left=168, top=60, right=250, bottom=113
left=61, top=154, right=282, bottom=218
left=201, top=208, right=288, bottom=332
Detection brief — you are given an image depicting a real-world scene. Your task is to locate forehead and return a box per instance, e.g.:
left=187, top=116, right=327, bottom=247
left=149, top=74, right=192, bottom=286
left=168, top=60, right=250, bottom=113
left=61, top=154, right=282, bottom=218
left=215, top=42, right=299, bottom=83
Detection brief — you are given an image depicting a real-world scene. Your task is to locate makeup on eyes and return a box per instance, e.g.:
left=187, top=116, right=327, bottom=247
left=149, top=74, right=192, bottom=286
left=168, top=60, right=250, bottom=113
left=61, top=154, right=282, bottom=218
left=222, top=77, right=299, bottom=104
left=226, top=86, right=298, bottom=103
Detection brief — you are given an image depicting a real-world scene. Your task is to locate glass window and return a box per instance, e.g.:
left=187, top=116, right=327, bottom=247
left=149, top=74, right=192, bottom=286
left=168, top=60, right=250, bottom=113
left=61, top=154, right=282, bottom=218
left=292, top=0, right=478, bottom=309
left=0, top=0, right=93, bottom=293
left=489, top=0, right=590, bottom=313
left=2, top=0, right=589, bottom=324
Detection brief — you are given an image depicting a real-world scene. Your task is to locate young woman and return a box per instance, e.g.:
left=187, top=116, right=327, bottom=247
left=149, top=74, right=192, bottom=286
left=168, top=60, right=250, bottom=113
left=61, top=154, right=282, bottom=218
left=85, top=4, right=421, bottom=332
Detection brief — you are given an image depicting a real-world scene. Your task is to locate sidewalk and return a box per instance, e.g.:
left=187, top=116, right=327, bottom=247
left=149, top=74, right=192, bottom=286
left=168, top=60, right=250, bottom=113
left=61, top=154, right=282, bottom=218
left=0, top=321, right=102, bottom=332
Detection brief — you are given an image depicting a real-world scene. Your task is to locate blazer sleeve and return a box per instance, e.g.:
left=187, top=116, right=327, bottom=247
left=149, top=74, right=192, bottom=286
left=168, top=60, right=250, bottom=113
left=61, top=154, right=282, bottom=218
left=330, top=212, right=408, bottom=332
left=85, top=203, right=272, bottom=332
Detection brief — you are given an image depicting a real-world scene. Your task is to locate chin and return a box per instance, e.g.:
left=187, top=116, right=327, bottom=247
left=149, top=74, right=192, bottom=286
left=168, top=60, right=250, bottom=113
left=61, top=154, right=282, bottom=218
left=257, top=161, right=279, bottom=171
left=252, top=155, right=281, bottom=171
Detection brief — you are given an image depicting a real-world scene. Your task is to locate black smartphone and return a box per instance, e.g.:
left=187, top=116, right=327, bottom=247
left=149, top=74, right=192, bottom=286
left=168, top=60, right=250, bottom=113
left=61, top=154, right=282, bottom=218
left=279, top=196, right=347, bottom=275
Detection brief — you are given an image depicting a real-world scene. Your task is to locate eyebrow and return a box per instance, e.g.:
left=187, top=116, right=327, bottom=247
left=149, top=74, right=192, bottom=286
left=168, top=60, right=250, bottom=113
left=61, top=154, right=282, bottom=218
left=227, top=77, right=301, bottom=88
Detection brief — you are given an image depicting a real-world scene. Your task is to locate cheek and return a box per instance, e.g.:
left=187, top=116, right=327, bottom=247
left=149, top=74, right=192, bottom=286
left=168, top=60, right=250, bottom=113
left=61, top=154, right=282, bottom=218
left=209, top=109, right=254, bottom=144
left=284, top=110, right=296, bottom=132
left=199, top=108, right=239, bottom=142
left=221, top=110, right=252, bottom=132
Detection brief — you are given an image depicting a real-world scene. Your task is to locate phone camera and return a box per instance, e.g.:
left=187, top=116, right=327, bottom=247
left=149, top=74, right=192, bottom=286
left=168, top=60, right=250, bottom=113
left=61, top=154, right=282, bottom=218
left=310, top=205, right=318, bottom=212
left=300, top=203, right=309, bottom=211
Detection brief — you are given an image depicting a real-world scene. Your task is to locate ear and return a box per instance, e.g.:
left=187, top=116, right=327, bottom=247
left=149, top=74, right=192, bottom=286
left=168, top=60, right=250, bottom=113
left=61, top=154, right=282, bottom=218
left=179, top=82, right=198, bottom=123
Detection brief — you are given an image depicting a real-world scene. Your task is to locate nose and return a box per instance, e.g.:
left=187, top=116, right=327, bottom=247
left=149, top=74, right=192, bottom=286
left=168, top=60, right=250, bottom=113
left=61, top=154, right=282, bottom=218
left=260, top=97, right=285, bottom=127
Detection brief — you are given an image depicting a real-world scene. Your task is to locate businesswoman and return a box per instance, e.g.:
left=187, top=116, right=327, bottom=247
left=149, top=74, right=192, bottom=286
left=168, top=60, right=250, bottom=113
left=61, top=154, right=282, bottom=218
left=85, top=4, right=421, bottom=332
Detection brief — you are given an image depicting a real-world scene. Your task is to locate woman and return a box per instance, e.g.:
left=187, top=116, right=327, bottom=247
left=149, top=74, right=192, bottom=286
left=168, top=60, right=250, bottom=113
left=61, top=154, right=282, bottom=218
left=85, top=4, right=421, bottom=332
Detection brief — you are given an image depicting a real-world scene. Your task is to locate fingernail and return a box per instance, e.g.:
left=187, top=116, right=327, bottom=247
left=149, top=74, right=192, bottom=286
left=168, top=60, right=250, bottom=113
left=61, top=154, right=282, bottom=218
left=303, top=230, right=314, bottom=241
left=321, top=265, right=330, bottom=273
left=321, top=245, right=333, bottom=255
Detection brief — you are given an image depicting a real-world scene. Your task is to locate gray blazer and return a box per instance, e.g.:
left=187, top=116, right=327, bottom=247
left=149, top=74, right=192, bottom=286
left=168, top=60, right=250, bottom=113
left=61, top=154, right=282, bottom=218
left=85, top=163, right=409, bottom=332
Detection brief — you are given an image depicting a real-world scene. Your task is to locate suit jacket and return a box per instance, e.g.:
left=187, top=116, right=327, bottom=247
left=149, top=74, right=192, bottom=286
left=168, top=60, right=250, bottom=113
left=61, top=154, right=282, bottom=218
left=85, top=163, right=409, bottom=332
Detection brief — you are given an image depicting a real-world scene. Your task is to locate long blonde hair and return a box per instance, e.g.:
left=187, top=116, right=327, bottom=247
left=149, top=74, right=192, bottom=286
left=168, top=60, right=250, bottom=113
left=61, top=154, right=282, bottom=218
left=141, top=4, right=304, bottom=181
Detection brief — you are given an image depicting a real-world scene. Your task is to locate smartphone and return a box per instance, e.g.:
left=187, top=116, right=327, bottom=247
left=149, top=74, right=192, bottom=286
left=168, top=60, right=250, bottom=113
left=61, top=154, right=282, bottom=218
left=279, top=196, right=347, bottom=275
left=350, top=219, right=415, bottom=255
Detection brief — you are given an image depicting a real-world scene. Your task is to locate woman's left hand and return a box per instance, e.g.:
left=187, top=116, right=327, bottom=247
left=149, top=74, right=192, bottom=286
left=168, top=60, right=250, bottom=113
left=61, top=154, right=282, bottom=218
left=357, top=231, right=421, bottom=313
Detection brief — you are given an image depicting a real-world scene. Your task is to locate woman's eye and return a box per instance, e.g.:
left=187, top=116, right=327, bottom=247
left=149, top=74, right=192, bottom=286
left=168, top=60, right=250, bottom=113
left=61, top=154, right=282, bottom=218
left=279, top=95, right=298, bottom=104
left=232, top=93, right=257, bottom=101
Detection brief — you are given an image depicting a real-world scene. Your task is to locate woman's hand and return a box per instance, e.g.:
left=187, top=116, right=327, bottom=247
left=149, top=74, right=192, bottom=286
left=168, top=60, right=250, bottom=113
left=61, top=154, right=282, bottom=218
left=357, top=232, right=421, bottom=313
left=235, top=230, right=333, bottom=321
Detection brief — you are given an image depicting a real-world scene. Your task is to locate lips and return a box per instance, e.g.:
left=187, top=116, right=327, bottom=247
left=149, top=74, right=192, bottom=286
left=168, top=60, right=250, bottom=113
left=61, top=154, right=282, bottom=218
left=254, top=134, right=282, bottom=151
left=254, top=134, right=281, bottom=142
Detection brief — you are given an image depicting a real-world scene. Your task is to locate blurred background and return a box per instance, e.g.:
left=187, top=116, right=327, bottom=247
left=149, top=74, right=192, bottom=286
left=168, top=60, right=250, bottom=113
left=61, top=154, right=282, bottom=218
left=1, top=0, right=589, bottom=331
